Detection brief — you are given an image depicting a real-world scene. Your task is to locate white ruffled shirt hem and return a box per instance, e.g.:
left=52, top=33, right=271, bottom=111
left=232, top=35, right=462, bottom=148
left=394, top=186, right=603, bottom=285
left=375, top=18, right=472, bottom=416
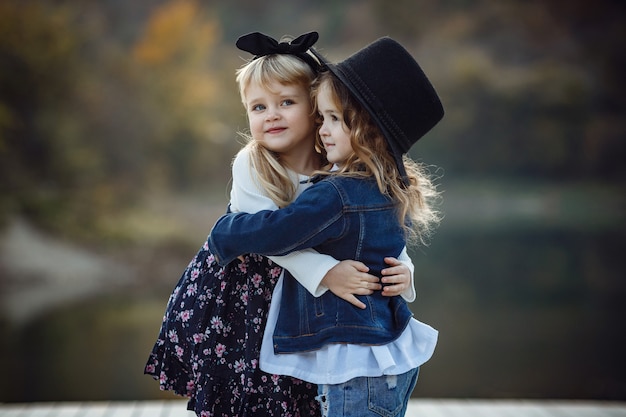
left=259, top=275, right=438, bottom=385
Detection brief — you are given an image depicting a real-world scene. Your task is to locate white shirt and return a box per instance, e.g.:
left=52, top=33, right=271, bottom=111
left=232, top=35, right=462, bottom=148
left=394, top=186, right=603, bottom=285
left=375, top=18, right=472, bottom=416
left=229, top=146, right=437, bottom=384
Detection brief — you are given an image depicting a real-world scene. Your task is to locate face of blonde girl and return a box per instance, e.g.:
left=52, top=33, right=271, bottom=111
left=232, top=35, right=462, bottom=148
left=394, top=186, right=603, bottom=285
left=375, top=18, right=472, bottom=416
left=316, top=83, right=353, bottom=166
left=244, top=80, right=316, bottom=159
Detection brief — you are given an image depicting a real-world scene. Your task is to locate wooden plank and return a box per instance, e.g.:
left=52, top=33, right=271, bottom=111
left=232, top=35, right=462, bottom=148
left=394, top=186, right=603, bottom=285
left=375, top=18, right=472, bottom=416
left=75, top=403, right=109, bottom=417
left=1, top=399, right=625, bottom=417
left=97, top=402, right=136, bottom=417
left=160, top=401, right=194, bottom=417
left=0, top=403, right=26, bottom=417
left=407, top=400, right=456, bottom=417
left=46, top=403, right=82, bottom=417
left=132, top=401, right=166, bottom=417
left=405, top=400, right=626, bottom=417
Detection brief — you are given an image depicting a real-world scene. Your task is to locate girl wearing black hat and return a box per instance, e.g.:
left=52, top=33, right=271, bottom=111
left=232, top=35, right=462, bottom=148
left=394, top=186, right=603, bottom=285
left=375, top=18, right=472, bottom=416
left=145, top=32, right=415, bottom=417
left=208, top=37, right=443, bottom=417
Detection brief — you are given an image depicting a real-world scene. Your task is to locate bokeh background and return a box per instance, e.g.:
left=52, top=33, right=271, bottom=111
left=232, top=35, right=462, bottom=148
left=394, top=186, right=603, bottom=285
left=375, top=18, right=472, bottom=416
left=1, top=0, right=625, bottom=403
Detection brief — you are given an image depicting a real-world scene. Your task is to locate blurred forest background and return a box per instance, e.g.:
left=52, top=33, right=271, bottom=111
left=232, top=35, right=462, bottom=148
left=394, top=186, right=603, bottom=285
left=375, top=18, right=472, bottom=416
left=1, top=0, right=625, bottom=404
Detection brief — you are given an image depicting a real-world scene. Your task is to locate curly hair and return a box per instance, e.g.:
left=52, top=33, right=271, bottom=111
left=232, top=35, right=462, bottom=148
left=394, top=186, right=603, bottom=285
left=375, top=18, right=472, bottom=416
left=312, top=71, right=442, bottom=245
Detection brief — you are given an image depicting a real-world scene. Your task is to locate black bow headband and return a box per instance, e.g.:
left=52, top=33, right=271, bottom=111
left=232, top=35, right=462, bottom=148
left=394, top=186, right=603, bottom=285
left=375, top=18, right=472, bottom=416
left=236, top=31, right=322, bottom=70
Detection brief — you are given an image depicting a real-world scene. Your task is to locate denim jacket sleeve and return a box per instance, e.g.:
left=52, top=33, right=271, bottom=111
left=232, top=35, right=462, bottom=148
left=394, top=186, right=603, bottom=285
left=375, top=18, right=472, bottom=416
left=207, top=181, right=345, bottom=265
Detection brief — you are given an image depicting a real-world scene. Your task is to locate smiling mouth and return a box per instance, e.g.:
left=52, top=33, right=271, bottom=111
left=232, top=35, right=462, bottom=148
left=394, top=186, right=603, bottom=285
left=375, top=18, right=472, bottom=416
left=267, top=127, right=286, bottom=134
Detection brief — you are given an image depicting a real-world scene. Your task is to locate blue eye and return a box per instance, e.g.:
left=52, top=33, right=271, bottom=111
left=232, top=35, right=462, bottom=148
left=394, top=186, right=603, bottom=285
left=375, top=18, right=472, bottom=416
left=281, top=99, right=295, bottom=106
left=251, top=104, right=265, bottom=111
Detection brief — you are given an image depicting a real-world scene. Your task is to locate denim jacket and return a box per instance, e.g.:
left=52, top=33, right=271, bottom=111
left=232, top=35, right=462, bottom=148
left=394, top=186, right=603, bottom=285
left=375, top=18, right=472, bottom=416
left=207, top=175, right=413, bottom=353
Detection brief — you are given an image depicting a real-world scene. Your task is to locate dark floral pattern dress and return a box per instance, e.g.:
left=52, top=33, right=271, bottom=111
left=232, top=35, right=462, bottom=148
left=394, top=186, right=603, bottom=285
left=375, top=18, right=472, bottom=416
left=145, top=238, right=320, bottom=417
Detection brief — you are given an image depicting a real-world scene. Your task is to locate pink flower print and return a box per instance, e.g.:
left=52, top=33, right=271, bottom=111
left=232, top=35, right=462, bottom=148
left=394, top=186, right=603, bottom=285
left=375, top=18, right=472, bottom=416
left=175, top=345, right=184, bottom=357
left=186, top=380, right=195, bottom=395
left=159, top=371, right=167, bottom=384
left=269, top=267, right=282, bottom=278
left=238, top=262, right=248, bottom=273
left=271, top=374, right=280, bottom=385
left=251, top=273, right=263, bottom=287
left=234, top=359, right=246, bottom=373
left=186, top=283, right=197, bottom=296
left=232, top=385, right=241, bottom=399
left=220, top=280, right=227, bottom=291
left=215, top=343, right=226, bottom=357
left=210, top=316, right=223, bottom=331
left=251, top=359, right=258, bottom=369
left=190, top=268, right=200, bottom=281
left=179, top=310, right=192, bottom=322
left=167, top=330, right=179, bottom=343
left=192, top=333, right=204, bottom=344
left=240, top=291, right=249, bottom=304
left=145, top=364, right=155, bottom=373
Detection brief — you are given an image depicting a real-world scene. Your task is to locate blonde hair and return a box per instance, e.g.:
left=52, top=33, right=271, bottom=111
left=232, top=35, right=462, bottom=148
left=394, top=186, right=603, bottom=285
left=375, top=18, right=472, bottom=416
left=313, top=71, right=442, bottom=245
left=235, top=52, right=320, bottom=208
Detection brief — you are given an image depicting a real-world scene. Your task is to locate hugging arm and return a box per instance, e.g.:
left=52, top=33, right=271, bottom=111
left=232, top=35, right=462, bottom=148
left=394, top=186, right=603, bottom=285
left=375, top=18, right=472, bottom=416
left=230, top=150, right=400, bottom=305
left=211, top=179, right=417, bottom=302
left=383, top=248, right=416, bottom=302
left=208, top=181, right=345, bottom=265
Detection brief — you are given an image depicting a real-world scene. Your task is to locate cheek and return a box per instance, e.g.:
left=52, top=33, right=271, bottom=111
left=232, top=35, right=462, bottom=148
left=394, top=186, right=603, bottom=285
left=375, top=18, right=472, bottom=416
left=248, top=115, right=263, bottom=131
left=247, top=117, right=266, bottom=141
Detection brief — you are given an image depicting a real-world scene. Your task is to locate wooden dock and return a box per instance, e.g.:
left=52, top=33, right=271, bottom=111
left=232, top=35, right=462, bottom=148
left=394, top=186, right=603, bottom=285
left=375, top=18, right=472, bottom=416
left=1, top=399, right=625, bottom=417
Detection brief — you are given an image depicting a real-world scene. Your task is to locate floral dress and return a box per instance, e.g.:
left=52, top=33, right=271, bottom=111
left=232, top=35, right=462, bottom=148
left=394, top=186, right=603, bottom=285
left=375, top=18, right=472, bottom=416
left=144, top=238, right=320, bottom=417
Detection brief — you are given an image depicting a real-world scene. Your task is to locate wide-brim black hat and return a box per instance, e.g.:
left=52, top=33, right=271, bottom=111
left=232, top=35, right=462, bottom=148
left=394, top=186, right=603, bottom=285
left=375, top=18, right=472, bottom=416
left=324, top=37, right=444, bottom=183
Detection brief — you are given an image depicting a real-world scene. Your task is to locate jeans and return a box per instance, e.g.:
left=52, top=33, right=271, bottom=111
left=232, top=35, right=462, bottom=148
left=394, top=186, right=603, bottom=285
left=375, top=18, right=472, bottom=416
left=316, top=367, right=419, bottom=417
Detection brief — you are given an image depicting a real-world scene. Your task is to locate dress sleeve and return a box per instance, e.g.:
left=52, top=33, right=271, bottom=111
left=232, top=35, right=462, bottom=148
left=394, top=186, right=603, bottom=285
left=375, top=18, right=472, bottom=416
left=269, top=251, right=337, bottom=296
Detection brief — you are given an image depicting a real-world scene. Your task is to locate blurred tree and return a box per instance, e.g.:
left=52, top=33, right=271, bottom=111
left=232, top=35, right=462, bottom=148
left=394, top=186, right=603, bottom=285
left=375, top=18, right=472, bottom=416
left=0, top=0, right=240, bottom=239
left=1, top=0, right=623, bottom=241
left=132, top=0, right=227, bottom=188
left=397, top=0, right=625, bottom=181
left=541, top=0, right=626, bottom=179
left=0, top=1, right=93, bottom=229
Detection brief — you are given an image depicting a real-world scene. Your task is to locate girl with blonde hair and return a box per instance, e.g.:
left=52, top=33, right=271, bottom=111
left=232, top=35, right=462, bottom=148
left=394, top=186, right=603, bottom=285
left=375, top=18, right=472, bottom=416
left=145, top=32, right=415, bottom=417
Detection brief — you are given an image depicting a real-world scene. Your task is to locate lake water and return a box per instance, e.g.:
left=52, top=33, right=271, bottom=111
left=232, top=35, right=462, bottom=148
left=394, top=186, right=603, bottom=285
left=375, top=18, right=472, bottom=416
left=2, top=181, right=625, bottom=402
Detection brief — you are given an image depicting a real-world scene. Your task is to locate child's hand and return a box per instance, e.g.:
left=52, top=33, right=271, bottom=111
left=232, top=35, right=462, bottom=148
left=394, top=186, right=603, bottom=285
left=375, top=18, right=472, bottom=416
left=321, top=260, right=382, bottom=310
left=380, top=257, right=410, bottom=297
